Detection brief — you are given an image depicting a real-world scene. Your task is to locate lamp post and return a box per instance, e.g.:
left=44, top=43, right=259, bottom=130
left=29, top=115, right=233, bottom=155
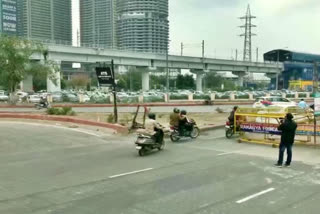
left=166, top=39, right=170, bottom=92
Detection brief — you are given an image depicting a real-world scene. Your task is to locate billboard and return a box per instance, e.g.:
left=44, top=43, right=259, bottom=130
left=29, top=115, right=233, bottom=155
left=95, top=67, right=115, bottom=85
left=1, top=0, right=17, bottom=34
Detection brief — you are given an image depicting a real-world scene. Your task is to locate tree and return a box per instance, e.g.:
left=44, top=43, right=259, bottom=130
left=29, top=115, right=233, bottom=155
left=204, top=72, right=236, bottom=91
left=70, top=74, right=90, bottom=89
left=0, top=35, right=56, bottom=95
left=176, top=74, right=195, bottom=89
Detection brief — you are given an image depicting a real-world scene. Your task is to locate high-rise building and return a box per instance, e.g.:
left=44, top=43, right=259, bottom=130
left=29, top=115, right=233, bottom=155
left=17, top=0, right=72, bottom=44
left=0, top=0, right=18, bottom=35
left=80, top=0, right=116, bottom=48
left=116, top=0, right=169, bottom=53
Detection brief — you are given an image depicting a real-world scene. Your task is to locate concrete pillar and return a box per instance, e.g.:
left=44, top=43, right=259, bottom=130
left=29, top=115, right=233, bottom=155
left=188, top=93, right=193, bottom=101
left=138, top=95, right=144, bottom=103
left=230, top=93, right=235, bottom=100
left=232, top=71, right=246, bottom=88
left=47, top=61, right=61, bottom=93
left=21, top=75, right=33, bottom=92
left=196, top=73, right=204, bottom=92
left=210, top=93, right=216, bottom=101
left=141, top=70, right=150, bottom=92
left=249, top=93, right=254, bottom=100
left=164, top=93, right=169, bottom=103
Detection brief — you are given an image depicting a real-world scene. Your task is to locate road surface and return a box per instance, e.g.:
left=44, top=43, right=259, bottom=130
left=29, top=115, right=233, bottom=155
left=1, top=121, right=320, bottom=214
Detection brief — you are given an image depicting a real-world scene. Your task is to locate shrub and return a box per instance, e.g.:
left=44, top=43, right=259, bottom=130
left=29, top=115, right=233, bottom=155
left=47, top=107, right=76, bottom=116
left=107, top=114, right=114, bottom=123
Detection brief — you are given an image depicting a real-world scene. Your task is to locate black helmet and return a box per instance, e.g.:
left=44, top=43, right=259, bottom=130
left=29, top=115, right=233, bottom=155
left=286, top=113, right=294, bottom=120
left=180, top=110, right=187, bottom=115
left=173, top=108, right=180, bottom=113
left=233, top=106, right=238, bottom=111
left=148, top=113, right=156, bottom=120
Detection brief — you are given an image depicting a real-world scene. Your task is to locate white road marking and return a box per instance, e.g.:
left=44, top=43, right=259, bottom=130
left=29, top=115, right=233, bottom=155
left=236, top=188, right=275, bottom=204
left=217, top=152, right=235, bottom=156
left=109, top=168, right=153, bottom=179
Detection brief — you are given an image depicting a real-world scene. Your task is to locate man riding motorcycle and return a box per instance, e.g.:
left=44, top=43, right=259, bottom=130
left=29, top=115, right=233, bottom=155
left=179, top=110, right=193, bottom=135
left=228, top=106, right=238, bottom=125
left=138, top=113, right=164, bottom=144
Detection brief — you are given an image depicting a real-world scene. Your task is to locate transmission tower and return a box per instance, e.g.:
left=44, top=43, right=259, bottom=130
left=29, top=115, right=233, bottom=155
left=239, top=5, right=256, bottom=62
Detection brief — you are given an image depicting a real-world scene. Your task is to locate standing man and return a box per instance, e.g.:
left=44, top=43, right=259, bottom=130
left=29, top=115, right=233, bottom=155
left=275, top=113, right=297, bottom=167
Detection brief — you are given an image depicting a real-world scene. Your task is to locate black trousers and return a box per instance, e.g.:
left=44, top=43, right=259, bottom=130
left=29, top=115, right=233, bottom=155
left=154, top=129, right=164, bottom=143
left=277, top=143, right=293, bottom=165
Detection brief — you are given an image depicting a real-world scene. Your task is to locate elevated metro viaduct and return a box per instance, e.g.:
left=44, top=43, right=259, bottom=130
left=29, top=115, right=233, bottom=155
left=29, top=44, right=283, bottom=92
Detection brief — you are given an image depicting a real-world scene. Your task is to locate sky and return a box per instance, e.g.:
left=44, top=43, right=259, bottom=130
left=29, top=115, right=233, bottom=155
left=72, top=0, right=320, bottom=61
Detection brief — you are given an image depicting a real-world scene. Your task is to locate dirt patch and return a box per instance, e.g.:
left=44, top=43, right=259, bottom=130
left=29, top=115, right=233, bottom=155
left=75, top=112, right=228, bottom=128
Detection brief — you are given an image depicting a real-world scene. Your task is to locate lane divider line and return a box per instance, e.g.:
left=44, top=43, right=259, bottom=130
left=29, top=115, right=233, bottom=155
left=236, top=188, right=275, bottom=204
left=109, top=168, right=154, bottom=179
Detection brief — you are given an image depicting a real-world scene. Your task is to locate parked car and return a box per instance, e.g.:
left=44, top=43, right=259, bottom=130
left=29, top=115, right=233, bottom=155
left=28, top=95, right=41, bottom=103
left=253, top=97, right=296, bottom=108
left=51, top=92, right=63, bottom=103
left=0, top=91, right=9, bottom=102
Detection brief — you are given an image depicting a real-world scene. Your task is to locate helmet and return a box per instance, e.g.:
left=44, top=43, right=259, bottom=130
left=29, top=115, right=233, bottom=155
left=286, top=113, right=294, bottom=120
left=233, top=106, right=238, bottom=111
left=173, top=108, right=180, bottom=113
left=148, top=113, right=156, bottom=120
left=180, top=110, right=187, bottom=115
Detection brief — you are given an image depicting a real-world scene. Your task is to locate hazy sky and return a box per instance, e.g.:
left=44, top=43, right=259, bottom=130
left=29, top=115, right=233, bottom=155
left=72, top=0, right=320, bottom=60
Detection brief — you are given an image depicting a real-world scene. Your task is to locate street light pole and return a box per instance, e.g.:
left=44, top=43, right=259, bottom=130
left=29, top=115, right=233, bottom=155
left=166, top=40, right=169, bottom=92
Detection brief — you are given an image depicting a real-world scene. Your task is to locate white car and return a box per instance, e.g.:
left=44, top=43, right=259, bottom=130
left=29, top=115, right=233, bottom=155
left=253, top=97, right=296, bottom=108
left=0, top=92, right=9, bottom=102
left=28, top=95, right=41, bottom=103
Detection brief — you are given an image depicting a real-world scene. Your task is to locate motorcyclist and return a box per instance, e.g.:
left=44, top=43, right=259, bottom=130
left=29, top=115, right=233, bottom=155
left=170, top=108, right=180, bottom=128
left=40, top=96, right=48, bottom=107
left=138, top=113, right=164, bottom=144
left=228, top=106, right=238, bottom=125
left=179, top=110, right=193, bottom=135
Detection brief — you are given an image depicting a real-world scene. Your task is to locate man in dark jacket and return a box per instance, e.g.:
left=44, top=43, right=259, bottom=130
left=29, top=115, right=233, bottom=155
left=275, top=113, right=297, bottom=167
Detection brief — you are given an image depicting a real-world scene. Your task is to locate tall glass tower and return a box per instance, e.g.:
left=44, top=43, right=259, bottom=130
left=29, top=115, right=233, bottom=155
left=17, top=0, right=72, bottom=44
left=116, top=0, right=169, bottom=53
left=80, top=0, right=116, bottom=48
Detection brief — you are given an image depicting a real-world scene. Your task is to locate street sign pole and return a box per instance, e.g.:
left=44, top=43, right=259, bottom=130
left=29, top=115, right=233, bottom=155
left=95, top=60, right=118, bottom=123
left=111, top=60, right=118, bottom=123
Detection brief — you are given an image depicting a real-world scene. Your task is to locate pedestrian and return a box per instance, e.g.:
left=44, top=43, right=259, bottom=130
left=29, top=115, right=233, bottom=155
left=298, top=99, right=308, bottom=109
left=275, top=113, right=297, bottom=167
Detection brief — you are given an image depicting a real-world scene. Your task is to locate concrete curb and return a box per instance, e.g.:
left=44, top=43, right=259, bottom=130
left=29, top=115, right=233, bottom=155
left=0, top=102, right=254, bottom=109
left=0, top=113, right=128, bottom=133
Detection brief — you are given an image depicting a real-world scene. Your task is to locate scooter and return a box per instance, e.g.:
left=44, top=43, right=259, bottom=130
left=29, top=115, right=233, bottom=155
left=35, top=102, right=51, bottom=110
left=170, top=120, right=200, bottom=142
left=135, top=130, right=165, bottom=156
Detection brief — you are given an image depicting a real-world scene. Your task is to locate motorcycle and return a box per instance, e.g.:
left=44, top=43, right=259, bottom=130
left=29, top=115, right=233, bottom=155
left=170, top=120, right=200, bottom=142
left=35, top=102, right=51, bottom=110
left=135, top=130, right=165, bottom=156
left=225, top=121, right=235, bottom=138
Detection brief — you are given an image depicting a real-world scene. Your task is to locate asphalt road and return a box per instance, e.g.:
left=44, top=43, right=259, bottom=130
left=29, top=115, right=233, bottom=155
left=1, top=122, right=320, bottom=214
left=0, top=105, right=249, bottom=113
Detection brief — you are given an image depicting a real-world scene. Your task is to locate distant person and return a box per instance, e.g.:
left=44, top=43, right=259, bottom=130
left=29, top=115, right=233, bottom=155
left=170, top=108, right=180, bottom=127
left=298, top=99, right=308, bottom=109
left=275, top=113, right=297, bottom=167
